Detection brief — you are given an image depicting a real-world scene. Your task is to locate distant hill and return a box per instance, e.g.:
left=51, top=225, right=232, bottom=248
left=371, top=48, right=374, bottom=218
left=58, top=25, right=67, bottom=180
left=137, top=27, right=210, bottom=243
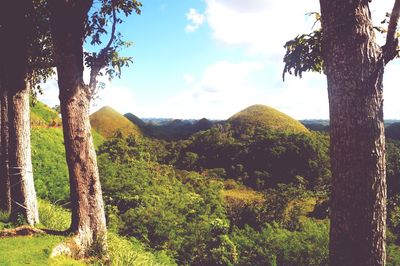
left=90, top=106, right=142, bottom=138
left=30, top=101, right=61, bottom=127
left=228, top=104, right=309, bottom=134
left=300, top=120, right=330, bottom=132
left=386, top=123, right=400, bottom=141
left=123, top=114, right=216, bottom=140
left=143, top=118, right=215, bottom=140
left=124, top=113, right=146, bottom=129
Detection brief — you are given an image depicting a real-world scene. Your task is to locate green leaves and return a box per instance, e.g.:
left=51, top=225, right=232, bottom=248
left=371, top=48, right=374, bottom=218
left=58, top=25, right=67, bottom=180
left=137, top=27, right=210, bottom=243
left=85, top=0, right=142, bottom=85
left=282, top=30, right=323, bottom=80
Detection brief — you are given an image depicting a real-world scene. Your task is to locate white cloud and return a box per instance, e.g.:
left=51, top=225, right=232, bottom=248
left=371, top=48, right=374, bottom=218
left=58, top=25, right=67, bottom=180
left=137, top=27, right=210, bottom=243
left=91, top=85, right=136, bottom=115
left=185, top=8, right=205, bottom=32
left=183, top=74, right=195, bottom=84
left=152, top=61, right=265, bottom=119
left=37, top=78, right=59, bottom=108
left=204, top=0, right=319, bottom=57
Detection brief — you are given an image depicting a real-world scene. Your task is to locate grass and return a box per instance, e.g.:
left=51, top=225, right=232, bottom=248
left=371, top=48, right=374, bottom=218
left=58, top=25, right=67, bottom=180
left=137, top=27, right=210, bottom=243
left=90, top=106, right=142, bottom=138
left=38, top=199, right=71, bottom=231
left=31, top=127, right=104, bottom=203
left=0, top=235, right=85, bottom=266
left=0, top=200, right=175, bottom=266
left=223, top=188, right=265, bottom=205
left=30, top=101, right=62, bottom=127
left=228, top=104, right=309, bottom=133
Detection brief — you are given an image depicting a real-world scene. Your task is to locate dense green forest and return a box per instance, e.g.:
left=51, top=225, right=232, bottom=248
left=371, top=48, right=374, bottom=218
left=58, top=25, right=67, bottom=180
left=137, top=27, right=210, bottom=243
left=9, top=102, right=400, bottom=265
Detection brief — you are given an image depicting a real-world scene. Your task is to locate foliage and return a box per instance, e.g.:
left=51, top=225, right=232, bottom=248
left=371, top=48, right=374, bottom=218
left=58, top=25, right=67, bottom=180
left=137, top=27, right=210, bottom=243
left=283, top=30, right=323, bottom=80
left=97, top=135, right=236, bottom=265
left=38, top=199, right=71, bottom=231
left=25, top=102, right=400, bottom=265
left=170, top=123, right=330, bottom=191
left=85, top=0, right=142, bottom=82
left=223, top=187, right=265, bottom=228
left=102, top=233, right=176, bottom=266
left=387, top=243, right=400, bottom=266
left=30, top=100, right=62, bottom=127
left=231, top=220, right=329, bottom=266
left=31, top=127, right=104, bottom=204
left=387, top=140, right=400, bottom=197
left=0, top=200, right=174, bottom=266
left=32, top=128, right=70, bottom=203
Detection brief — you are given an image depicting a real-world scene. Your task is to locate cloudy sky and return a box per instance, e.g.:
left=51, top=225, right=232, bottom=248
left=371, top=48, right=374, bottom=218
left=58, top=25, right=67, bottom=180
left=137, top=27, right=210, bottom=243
left=39, top=0, right=400, bottom=120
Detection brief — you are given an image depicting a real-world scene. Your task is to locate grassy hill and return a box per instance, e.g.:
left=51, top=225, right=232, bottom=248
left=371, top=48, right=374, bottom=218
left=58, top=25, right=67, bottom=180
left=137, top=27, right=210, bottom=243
left=90, top=106, right=142, bottom=138
left=30, top=101, right=62, bottom=127
left=228, top=104, right=309, bottom=134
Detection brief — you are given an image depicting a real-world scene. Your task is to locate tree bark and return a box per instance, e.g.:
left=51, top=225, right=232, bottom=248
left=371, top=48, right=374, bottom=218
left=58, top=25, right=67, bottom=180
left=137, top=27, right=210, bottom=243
left=2, top=0, right=39, bottom=226
left=8, top=81, right=39, bottom=226
left=49, top=0, right=107, bottom=257
left=0, top=87, right=11, bottom=214
left=319, top=1, right=386, bottom=265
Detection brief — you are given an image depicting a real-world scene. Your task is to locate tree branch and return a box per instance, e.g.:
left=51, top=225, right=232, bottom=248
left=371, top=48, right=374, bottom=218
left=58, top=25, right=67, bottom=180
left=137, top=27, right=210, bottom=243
left=383, top=0, right=400, bottom=63
left=88, top=3, right=118, bottom=95
left=104, top=5, right=117, bottom=53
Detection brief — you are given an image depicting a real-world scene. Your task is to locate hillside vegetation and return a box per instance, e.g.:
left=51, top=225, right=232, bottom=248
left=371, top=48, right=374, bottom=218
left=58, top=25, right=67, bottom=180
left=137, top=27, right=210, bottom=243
left=228, top=105, right=309, bottom=134
left=6, top=102, right=400, bottom=265
left=30, top=101, right=62, bottom=127
left=90, top=106, right=142, bottom=138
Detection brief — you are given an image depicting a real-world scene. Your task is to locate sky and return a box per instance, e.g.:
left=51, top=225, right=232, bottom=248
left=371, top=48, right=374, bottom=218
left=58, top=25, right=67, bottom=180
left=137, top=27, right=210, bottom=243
left=38, top=0, right=400, bottom=120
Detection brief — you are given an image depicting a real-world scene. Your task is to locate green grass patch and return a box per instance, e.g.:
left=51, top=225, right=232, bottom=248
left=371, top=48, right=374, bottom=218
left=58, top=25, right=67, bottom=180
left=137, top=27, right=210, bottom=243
left=0, top=235, right=84, bottom=266
left=38, top=200, right=71, bottom=231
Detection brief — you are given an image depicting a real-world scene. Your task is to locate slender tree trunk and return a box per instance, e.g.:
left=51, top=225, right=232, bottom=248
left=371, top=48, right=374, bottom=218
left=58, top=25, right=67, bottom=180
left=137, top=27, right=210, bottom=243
left=49, top=0, right=107, bottom=257
left=0, top=87, right=11, bottom=214
left=319, top=1, right=386, bottom=265
left=8, top=81, right=39, bottom=226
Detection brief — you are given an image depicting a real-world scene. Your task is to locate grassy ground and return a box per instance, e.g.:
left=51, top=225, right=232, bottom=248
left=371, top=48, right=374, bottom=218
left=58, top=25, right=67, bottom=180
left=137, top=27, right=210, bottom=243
left=0, top=200, right=175, bottom=266
left=0, top=235, right=84, bottom=266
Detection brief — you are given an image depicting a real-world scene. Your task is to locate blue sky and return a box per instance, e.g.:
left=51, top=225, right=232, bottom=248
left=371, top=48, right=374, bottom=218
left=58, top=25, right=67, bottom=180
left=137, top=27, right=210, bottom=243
left=39, top=0, right=400, bottom=120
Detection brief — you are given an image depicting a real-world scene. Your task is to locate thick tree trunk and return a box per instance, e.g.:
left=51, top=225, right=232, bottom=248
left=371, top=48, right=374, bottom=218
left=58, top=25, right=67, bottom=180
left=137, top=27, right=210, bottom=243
left=59, top=83, right=107, bottom=257
left=8, top=82, right=39, bottom=226
left=49, top=0, right=107, bottom=257
left=0, top=88, right=11, bottom=213
left=319, top=1, right=386, bottom=265
left=2, top=0, right=39, bottom=226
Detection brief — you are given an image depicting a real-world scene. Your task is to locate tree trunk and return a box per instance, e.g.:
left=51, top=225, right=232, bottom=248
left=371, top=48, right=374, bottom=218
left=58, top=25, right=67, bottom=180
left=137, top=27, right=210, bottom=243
left=0, top=88, right=11, bottom=214
left=59, top=83, right=107, bottom=257
left=49, top=0, right=107, bottom=257
left=319, top=1, right=386, bottom=265
left=1, top=0, right=39, bottom=226
left=8, top=81, right=39, bottom=226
